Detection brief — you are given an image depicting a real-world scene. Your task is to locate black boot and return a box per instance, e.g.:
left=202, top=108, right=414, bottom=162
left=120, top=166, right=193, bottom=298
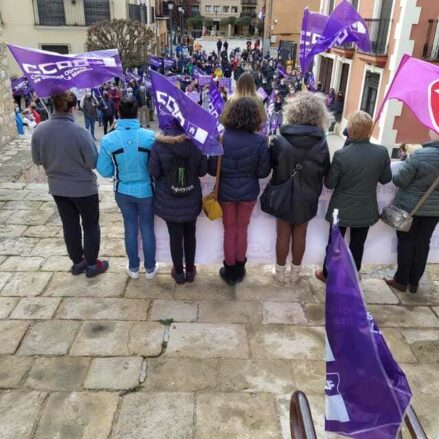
left=234, top=258, right=247, bottom=283
left=219, top=261, right=236, bottom=287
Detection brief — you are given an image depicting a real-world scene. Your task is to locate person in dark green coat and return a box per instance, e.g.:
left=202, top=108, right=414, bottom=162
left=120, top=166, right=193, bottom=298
left=316, top=111, right=392, bottom=282
left=385, top=131, right=439, bottom=294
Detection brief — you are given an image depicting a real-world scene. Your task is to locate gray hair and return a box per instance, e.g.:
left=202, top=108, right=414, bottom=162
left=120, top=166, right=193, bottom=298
left=283, top=92, right=333, bottom=130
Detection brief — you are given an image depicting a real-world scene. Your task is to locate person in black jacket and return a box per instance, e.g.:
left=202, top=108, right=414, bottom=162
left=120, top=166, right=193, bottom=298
left=269, top=92, right=331, bottom=285
left=149, top=119, right=207, bottom=285
left=208, top=97, right=271, bottom=286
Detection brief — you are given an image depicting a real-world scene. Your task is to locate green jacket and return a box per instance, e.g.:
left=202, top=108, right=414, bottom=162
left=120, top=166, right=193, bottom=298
left=393, top=142, right=439, bottom=217
left=325, top=140, right=392, bottom=227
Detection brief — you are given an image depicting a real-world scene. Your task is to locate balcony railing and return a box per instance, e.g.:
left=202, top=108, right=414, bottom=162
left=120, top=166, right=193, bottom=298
left=422, top=19, right=439, bottom=61
left=362, top=18, right=392, bottom=55
left=33, top=0, right=110, bottom=26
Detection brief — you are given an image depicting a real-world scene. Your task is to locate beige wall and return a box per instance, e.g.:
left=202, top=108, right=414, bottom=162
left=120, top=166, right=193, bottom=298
left=0, top=39, right=16, bottom=147
left=200, top=0, right=241, bottom=19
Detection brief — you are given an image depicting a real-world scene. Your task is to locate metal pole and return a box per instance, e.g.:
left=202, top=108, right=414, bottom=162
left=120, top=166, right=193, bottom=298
left=169, top=8, right=173, bottom=58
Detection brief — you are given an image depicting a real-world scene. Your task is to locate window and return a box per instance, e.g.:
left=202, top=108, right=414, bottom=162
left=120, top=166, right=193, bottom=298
left=40, top=44, right=69, bottom=54
left=192, top=5, right=200, bottom=15
left=242, top=6, right=256, bottom=14
left=205, top=5, right=212, bottom=13
left=128, top=4, right=141, bottom=21
left=361, top=71, right=380, bottom=117
left=36, top=0, right=65, bottom=26
left=84, top=0, right=110, bottom=26
left=223, top=6, right=229, bottom=13
left=327, top=0, right=335, bottom=14
left=231, top=6, right=238, bottom=13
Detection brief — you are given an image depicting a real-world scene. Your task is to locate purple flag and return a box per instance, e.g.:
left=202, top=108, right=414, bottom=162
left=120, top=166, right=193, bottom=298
left=166, top=75, right=179, bottom=86
left=193, top=66, right=207, bottom=78
left=375, top=54, right=439, bottom=133
left=305, top=71, right=317, bottom=92
left=11, top=76, right=31, bottom=96
left=164, top=58, right=175, bottom=69
left=276, top=64, right=287, bottom=78
left=256, top=87, right=268, bottom=101
left=219, top=77, right=232, bottom=93
left=7, top=44, right=123, bottom=98
left=150, top=70, right=220, bottom=154
left=142, top=75, right=152, bottom=89
left=198, top=75, right=211, bottom=87
left=301, top=0, right=371, bottom=74
left=262, top=90, right=276, bottom=136
left=208, top=79, right=224, bottom=118
left=325, top=224, right=412, bottom=438
left=126, top=70, right=141, bottom=82
left=149, top=56, right=162, bottom=68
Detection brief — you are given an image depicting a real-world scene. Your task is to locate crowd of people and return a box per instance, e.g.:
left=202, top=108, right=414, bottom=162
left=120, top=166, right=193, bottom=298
left=28, top=42, right=439, bottom=294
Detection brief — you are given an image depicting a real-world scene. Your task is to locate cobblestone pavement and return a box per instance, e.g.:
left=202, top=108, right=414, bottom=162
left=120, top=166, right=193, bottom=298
left=0, top=136, right=438, bottom=438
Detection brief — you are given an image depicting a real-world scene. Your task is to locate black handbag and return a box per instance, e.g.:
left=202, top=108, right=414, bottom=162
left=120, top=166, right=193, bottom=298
left=260, top=164, right=302, bottom=216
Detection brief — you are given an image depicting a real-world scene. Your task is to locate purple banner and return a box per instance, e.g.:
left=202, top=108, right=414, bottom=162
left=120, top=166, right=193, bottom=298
left=7, top=44, right=123, bottom=98
left=166, top=75, right=179, bottom=86
left=149, top=56, right=162, bottom=68
left=219, top=77, right=232, bottom=93
left=150, top=70, right=220, bottom=155
left=11, top=76, right=31, bottom=96
left=198, top=75, right=211, bottom=87
left=208, top=79, right=224, bottom=118
left=126, top=70, right=141, bottom=82
left=256, top=87, right=268, bottom=101
left=193, top=66, right=207, bottom=78
left=142, top=75, right=152, bottom=89
left=325, top=224, right=412, bottom=438
left=276, top=64, right=287, bottom=78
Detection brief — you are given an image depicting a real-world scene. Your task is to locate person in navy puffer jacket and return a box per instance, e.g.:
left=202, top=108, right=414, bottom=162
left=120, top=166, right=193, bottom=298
left=209, top=97, right=271, bottom=286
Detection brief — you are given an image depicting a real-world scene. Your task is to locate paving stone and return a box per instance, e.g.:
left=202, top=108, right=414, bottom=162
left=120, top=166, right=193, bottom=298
left=0, top=390, right=47, bottom=439
left=166, top=323, right=249, bottom=358
left=402, top=363, right=439, bottom=397
left=18, top=320, right=79, bottom=356
left=25, top=357, right=89, bottom=391
left=0, top=272, right=52, bottom=297
left=411, top=394, right=439, bottom=438
left=0, top=256, right=44, bottom=272
left=217, top=359, right=294, bottom=393
left=393, top=282, right=439, bottom=306
left=0, top=320, right=29, bottom=354
left=0, top=238, right=37, bottom=256
left=44, top=272, right=127, bottom=298
left=4, top=201, right=43, bottom=210
left=198, top=300, right=262, bottom=323
left=196, top=393, right=281, bottom=439
left=0, top=356, right=33, bottom=388
left=84, top=357, right=142, bottom=390
left=10, top=297, right=60, bottom=319
left=150, top=299, right=197, bottom=322
left=100, top=239, right=125, bottom=257
left=291, top=360, right=325, bottom=395
left=381, top=328, right=418, bottom=363
left=34, top=392, right=118, bottom=439
left=0, top=210, right=12, bottom=223
left=23, top=225, right=61, bottom=238
left=369, top=305, right=439, bottom=328
left=56, top=298, right=148, bottom=320
left=23, top=191, right=53, bottom=202
left=0, top=189, right=25, bottom=201
left=114, top=393, right=194, bottom=439
left=31, top=238, right=67, bottom=256
left=174, top=274, right=234, bottom=301
left=70, top=321, right=132, bottom=356
left=0, top=297, right=18, bottom=318
left=262, top=302, right=307, bottom=324
left=0, top=272, right=11, bottom=291
left=249, top=326, right=325, bottom=360
left=360, top=278, right=400, bottom=304
left=6, top=209, right=52, bottom=226
left=128, top=322, right=166, bottom=356
left=125, top=275, right=175, bottom=299
left=143, top=358, right=217, bottom=391
left=302, top=303, right=325, bottom=325
left=40, top=256, right=71, bottom=272
left=0, top=225, right=27, bottom=238
left=401, top=329, right=439, bottom=362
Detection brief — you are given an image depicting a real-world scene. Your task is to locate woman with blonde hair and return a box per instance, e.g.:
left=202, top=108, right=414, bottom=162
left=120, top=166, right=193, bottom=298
left=268, top=92, right=331, bottom=284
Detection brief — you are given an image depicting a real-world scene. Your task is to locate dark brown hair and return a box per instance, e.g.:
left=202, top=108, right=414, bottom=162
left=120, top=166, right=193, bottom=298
left=220, top=97, right=264, bottom=132
left=52, top=91, right=77, bottom=112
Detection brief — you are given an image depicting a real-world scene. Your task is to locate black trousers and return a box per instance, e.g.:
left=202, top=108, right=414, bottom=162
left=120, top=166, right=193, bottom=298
left=323, top=225, right=370, bottom=277
left=394, top=216, right=438, bottom=287
left=53, top=194, right=101, bottom=266
left=166, top=221, right=197, bottom=274
left=103, top=116, right=114, bottom=135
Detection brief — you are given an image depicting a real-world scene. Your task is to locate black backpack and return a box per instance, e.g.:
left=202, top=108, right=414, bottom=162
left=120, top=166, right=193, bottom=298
left=165, top=155, right=196, bottom=198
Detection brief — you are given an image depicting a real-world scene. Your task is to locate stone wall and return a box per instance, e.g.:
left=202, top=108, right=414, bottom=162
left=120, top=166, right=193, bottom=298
left=0, top=41, right=17, bottom=148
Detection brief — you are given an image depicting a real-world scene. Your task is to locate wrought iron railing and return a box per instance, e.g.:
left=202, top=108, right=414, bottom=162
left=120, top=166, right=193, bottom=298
left=361, top=18, right=392, bottom=55
left=422, top=19, right=439, bottom=61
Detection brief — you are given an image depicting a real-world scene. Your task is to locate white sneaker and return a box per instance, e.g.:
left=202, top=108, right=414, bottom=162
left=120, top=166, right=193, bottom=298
left=275, top=264, right=287, bottom=285
left=126, top=263, right=139, bottom=279
left=290, top=263, right=302, bottom=284
left=145, top=263, right=159, bottom=280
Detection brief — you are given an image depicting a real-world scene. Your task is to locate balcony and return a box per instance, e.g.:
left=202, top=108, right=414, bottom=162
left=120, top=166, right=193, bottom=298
left=422, top=19, right=439, bottom=62
left=33, top=0, right=110, bottom=27
left=241, top=0, right=257, bottom=4
left=357, top=18, right=392, bottom=67
left=331, top=42, right=355, bottom=59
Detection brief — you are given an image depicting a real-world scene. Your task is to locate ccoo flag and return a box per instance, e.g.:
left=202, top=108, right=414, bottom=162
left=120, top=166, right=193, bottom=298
left=325, top=223, right=412, bottom=438
left=7, top=44, right=123, bottom=97
left=375, top=54, right=439, bottom=133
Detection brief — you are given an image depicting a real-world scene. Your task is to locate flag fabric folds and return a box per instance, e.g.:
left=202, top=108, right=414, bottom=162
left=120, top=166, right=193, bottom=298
left=7, top=44, right=123, bottom=97
left=325, top=224, right=412, bottom=438
left=375, top=54, right=439, bottom=133
left=150, top=70, right=221, bottom=155
left=11, top=76, right=31, bottom=96
left=208, top=78, right=224, bottom=118
left=256, top=87, right=268, bottom=101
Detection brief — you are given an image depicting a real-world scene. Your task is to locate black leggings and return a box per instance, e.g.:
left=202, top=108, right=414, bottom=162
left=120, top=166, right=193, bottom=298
left=166, top=221, right=197, bottom=274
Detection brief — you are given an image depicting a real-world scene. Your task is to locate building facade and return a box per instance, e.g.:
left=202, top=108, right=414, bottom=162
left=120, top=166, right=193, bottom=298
left=315, top=0, right=439, bottom=146
left=1, top=0, right=167, bottom=74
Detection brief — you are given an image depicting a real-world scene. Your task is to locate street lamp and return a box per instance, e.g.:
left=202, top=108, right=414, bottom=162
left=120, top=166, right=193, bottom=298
left=168, top=2, right=174, bottom=58
left=178, top=6, right=185, bottom=44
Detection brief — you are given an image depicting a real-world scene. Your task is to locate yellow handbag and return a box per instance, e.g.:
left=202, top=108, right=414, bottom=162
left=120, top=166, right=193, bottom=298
left=203, top=156, right=223, bottom=221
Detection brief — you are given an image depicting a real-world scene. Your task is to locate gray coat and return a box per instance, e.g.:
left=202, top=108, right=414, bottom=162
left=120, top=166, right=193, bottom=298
left=325, top=140, right=392, bottom=227
left=393, top=142, right=439, bottom=217
left=31, top=112, right=98, bottom=197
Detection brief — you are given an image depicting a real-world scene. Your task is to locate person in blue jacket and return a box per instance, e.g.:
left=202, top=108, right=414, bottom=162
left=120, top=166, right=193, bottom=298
left=97, top=97, right=185, bottom=279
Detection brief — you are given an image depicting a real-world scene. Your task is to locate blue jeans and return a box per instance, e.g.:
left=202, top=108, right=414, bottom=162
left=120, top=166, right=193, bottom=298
left=115, top=192, right=156, bottom=272
left=84, top=116, right=96, bottom=139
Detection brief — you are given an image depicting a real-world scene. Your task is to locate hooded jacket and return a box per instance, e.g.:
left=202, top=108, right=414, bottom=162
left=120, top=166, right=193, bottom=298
left=149, top=133, right=207, bottom=223
left=269, top=124, right=330, bottom=224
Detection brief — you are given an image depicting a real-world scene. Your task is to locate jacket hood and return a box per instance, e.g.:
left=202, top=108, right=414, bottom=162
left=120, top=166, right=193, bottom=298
left=163, top=139, right=198, bottom=158
left=279, top=124, right=325, bottom=150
